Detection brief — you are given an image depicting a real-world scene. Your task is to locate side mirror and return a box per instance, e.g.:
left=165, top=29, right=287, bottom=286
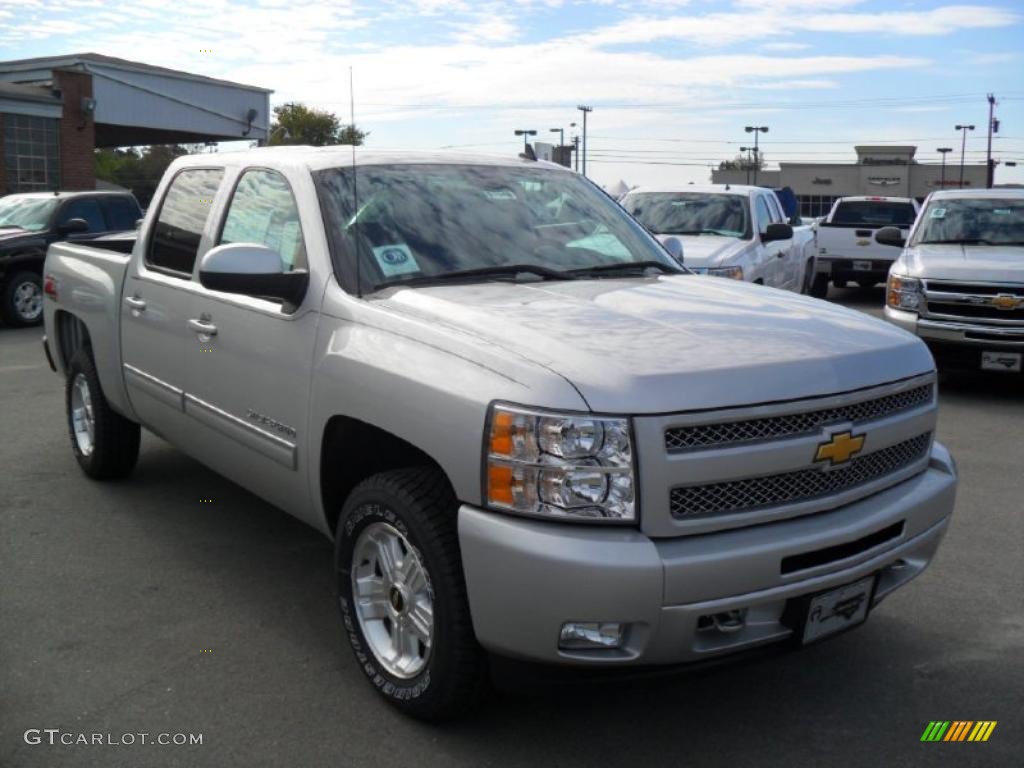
left=199, top=243, right=308, bottom=309
left=762, top=223, right=793, bottom=243
left=875, top=226, right=906, bottom=248
left=57, top=217, right=90, bottom=235
left=662, top=236, right=684, bottom=264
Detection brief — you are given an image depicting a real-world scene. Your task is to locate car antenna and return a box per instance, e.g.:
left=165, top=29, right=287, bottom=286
left=350, top=65, right=362, bottom=299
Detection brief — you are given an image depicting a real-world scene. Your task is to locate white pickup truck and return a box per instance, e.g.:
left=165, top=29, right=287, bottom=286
left=621, top=184, right=817, bottom=293
left=812, top=196, right=920, bottom=297
left=42, top=147, right=956, bottom=720
left=882, top=188, right=1024, bottom=373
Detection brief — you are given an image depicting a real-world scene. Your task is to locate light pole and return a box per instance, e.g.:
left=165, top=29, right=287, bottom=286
left=549, top=128, right=565, bottom=147
left=514, top=129, right=537, bottom=152
left=744, top=126, right=769, bottom=184
left=740, top=146, right=752, bottom=185
left=936, top=147, right=952, bottom=188
left=577, top=105, right=593, bottom=177
left=985, top=93, right=998, bottom=188
left=955, top=124, right=975, bottom=188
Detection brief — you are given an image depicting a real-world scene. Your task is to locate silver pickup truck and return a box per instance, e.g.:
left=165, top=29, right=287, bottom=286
left=42, top=147, right=957, bottom=720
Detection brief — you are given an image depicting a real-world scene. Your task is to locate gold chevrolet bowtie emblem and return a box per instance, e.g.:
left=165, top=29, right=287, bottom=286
left=991, top=294, right=1022, bottom=310
left=815, top=431, right=866, bottom=466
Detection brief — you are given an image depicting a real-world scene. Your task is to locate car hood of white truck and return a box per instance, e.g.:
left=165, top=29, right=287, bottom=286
left=654, top=234, right=748, bottom=268
left=375, top=275, right=933, bottom=414
left=896, top=243, right=1024, bottom=282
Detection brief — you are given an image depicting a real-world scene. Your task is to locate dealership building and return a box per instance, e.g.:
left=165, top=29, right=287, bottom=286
left=711, top=145, right=989, bottom=218
left=0, top=53, right=272, bottom=195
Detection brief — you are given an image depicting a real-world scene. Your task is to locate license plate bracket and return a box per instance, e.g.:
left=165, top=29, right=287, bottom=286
left=981, top=350, right=1022, bottom=372
left=785, top=575, right=877, bottom=646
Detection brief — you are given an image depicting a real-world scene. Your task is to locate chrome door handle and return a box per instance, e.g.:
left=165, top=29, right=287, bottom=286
left=188, top=318, right=218, bottom=336
left=125, top=296, right=147, bottom=311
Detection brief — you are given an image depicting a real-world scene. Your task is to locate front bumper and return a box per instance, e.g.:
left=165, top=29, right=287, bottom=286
left=884, top=307, right=1024, bottom=369
left=459, top=442, right=956, bottom=666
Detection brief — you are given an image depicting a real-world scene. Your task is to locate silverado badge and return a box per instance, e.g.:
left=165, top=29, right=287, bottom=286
left=815, top=431, right=866, bottom=467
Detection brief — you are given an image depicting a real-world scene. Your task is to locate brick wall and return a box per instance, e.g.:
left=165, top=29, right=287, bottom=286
left=54, top=69, right=95, bottom=191
left=0, top=114, right=6, bottom=194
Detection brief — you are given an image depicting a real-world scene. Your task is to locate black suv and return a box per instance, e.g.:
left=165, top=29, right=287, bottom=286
left=0, top=190, right=142, bottom=326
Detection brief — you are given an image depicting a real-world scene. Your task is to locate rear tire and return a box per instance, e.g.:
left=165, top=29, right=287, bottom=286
left=810, top=273, right=829, bottom=299
left=335, top=467, right=486, bottom=721
left=65, top=350, right=140, bottom=479
left=857, top=279, right=876, bottom=289
left=832, top=278, right=848, bottom=289
left=1, top=271, right=43, bottom=327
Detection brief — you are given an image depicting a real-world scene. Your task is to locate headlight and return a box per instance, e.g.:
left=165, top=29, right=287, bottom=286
left=887, top=274, right=922, bottom=311
left=706, top=266, right=744, bottom=280
left=484, top=404, right=635, bottom=523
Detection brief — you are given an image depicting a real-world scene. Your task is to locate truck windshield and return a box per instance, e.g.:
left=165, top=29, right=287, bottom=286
left=316, top=164, right=682, bottom=292
left=914, top=198, right=1024, bottom=246
left=830, top=201, right=916, bottom=227
left=0, top=195, right=58, bottom=232
left=621, top=193, right=750, bottom=238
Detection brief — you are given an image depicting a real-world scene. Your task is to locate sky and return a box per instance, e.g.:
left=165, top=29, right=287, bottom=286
left=2, top=0, right=1023, bottom=188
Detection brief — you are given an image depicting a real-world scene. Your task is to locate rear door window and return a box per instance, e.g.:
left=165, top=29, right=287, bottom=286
left=58, top=198, right=106, bottom=232
left=831, top=201, right=916, bottom=227
left=147, top=169, right=224, bottom=276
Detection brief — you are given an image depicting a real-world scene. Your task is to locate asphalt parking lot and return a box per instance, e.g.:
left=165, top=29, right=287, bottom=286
left=1, top=287, right=1021, bottom=768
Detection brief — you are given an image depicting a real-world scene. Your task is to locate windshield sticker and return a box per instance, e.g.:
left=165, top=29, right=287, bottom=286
left=992, top=208, right=1011, bottom=215
left=372, top=244, right=420, bottom=277
left=483, top=189, right=517, bottom=201
left=930, top=208, right=946, bottom=219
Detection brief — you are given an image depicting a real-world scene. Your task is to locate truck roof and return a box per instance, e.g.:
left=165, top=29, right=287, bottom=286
left=927, top=187, right=1024, bottom=200
left=624, top=183, right=766, bottom=197
left=171, top=147, right=569, bottom=174
left=833, top=195, right=915, bottom=204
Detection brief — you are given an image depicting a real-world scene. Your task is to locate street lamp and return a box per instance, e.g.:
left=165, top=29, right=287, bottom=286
left=954, top=124, right=975, bottom=188
left=740, top=146, right=752, bottom=185
left=514, top=129, right=537, bottom=152
left=577, top=105, right=593, bottom=177
left=744, top=126, right=769, bottom=184
left=549, top=128, right=565, bottom=147
left=936, top=147, right=952, bottom=188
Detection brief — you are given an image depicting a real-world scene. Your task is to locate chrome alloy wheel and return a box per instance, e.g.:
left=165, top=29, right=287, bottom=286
left=13, top=279, right=42, bottom=322
left=351, top=521, right=434, bottom=679
left=70, top=373, right=96, bottom=456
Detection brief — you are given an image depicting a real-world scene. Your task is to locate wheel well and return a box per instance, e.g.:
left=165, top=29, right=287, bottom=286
left=320, top=416, right=450, bottom=536
left=54, top=311, right=92, bottom=373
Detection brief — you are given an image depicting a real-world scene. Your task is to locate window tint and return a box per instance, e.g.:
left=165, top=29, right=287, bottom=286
left=831, top=201, right=916, bottom=227
left=621, top=193, right=750, bottom=238
left=220, top=169, right=306, bottom=270
left=755, top=196, right=773, bottom=234
left=59, top=198, right=106, bottom=232
left=100, top=196, right=141, bottom=231
left=147, top=169, right=224, bottom=276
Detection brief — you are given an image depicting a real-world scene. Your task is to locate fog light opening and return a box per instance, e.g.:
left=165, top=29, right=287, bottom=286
left=559, top=622, right=625, bottom=650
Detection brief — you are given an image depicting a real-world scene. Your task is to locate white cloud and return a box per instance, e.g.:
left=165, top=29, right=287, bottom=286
left=760, top=42, right=811, bottom=52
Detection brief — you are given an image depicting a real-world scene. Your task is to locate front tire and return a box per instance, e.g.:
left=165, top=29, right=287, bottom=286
left=65, top=350, right=140, bottom=479
left=1, top=271, right=44, bottom=327
left=335, top=467, right=485, bottom=721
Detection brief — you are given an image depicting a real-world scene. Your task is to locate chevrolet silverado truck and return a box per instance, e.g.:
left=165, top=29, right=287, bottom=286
left=0, top=190, right=142, bottom=326
left=42, top=148, right=957, bottom=720
left=621, top=184, right=817, bottom=293
left=881, top=188, right=1024, bottom=373
left=811, top=196, right=920, bottom=298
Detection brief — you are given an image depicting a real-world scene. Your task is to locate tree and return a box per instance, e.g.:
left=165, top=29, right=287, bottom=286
left=268, top=102, right=367, bottom=146
left=94, top=144, right=191, bottom=207
left=718, top=153, right=764, bottom=171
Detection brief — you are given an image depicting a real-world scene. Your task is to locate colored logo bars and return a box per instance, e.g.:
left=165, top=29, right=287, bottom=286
left=920, top=721, right=997, bottom=742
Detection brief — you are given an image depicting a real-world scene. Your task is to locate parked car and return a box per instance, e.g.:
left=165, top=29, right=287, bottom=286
left=812, top=195, right=920, bottom=298
left=620, top=184, right=814, bottom=293
left=0, top=190, right=142, bottom=326
left=881, top=188, right=1024, bottom=373
left=43, top=148, right=956, bottom=720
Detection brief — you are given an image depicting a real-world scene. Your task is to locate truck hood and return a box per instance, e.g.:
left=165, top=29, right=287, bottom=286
left=897, top=243, right=1024, bottom=282
left=0, top=228, right=41, bottom=251
left=375, top=276, right=933, bottom=413
left=654, top=234, right=748, bottom=268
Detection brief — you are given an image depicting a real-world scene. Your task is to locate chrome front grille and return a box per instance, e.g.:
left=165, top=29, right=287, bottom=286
left=669, top=433, right=931, bottom=519
left=664, top=384, right=933, bottom=452
left=923, top=280, right=1024, bottom=325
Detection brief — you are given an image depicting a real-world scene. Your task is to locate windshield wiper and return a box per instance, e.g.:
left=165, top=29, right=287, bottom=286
left=375, top=263, right=577, bottom=289
left=569, top=260, right=683, bottom=277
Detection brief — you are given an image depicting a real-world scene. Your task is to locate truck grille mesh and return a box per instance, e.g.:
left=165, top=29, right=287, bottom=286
left=664, top=384, right=933, bottom=452
left=669, top=433, right=931, bottom=518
